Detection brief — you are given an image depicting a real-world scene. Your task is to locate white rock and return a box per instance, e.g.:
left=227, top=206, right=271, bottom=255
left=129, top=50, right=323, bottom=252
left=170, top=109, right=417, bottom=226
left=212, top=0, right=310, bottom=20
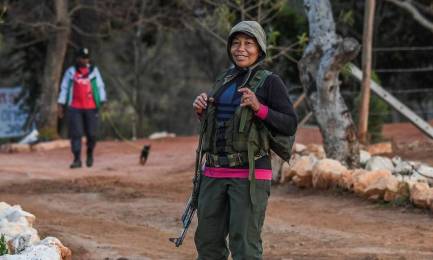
left=392, top=156, right=413, bottom=176
left=416, top=164, right=433, bottom=185
left=365, top=156, right=394, bottom=172
left=0, top=237, right=68, bottom=260
left=359, top=150, right=371, bottom=167
left=148, top=131, right=176, bottom=140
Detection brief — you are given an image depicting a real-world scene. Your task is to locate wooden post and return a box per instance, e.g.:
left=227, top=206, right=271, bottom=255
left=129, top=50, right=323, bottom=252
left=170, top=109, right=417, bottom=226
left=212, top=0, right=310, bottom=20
left=358, top=0, right=376, bottom=144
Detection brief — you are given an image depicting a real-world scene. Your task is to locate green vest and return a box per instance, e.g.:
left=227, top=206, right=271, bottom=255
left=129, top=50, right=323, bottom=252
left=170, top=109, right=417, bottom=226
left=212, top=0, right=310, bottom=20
left=201, top=69, right=273, bottom=207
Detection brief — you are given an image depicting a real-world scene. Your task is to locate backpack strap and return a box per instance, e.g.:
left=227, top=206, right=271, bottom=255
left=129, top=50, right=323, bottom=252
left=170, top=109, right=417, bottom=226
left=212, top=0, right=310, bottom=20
left=239, top=70, right=272, bottom=133
left=208, top=68, right=238, bottom=99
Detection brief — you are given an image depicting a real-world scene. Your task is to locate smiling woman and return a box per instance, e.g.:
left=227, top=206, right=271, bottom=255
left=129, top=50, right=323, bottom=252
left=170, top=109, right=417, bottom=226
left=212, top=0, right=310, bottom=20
left=230, top=33, right=260, bottom=68
left=192, top=21, right=297, bottom=260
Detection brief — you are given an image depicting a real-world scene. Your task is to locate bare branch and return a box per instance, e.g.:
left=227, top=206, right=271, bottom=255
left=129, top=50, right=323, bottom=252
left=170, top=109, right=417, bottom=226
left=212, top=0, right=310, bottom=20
left=385, top=0, right=433, bottom=33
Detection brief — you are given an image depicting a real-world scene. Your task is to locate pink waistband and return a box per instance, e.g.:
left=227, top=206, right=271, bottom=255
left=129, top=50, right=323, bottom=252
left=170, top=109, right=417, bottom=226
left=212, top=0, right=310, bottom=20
left=204, top=167, right=272, bottom=180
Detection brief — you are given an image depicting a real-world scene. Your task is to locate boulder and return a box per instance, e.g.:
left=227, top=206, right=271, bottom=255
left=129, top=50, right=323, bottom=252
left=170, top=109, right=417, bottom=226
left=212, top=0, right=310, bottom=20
left=290, top=155, right=318, bottom=188
left=148, top=131, right=176, bottom=140
left=0, top=204, right=36, bottom=226
left=359, top=150, right=371, bottom=167
left=384, top=182, right=410, bottom=202
left=367, top=142, right=392, bottom=155
left=392, top=156, right=413, bottom=176
left=31, top=140, right=70, bottom=152
left=312, top=159, right=347, bottom=189
left=338, top=170, right=354, bottom=190
left=2, top=144, right=31, bottom=153
left=352, top=170, right=392, bottom=199
left=362, top=174, right=400, bottom=201
left=0, top=203, right=39, bottom=246
left=280, top=154, right=300, bottom=183
left=365, top=156, right=394, bottom=172
left=0, top=237, right=71, bottom=260
left=416, top=164, right=433, bottom=185
left=410, top=182, right=433, bottom=208
left=305, top=144, right=326, bottom=159
left=293, top=143, right=307, bottom=154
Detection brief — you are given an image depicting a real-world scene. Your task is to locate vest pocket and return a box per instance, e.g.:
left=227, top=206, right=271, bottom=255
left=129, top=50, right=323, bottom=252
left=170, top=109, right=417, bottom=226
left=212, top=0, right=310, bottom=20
left=232, top=107, right=251, bottom=151
left=202, top=105, right=215, bottom=152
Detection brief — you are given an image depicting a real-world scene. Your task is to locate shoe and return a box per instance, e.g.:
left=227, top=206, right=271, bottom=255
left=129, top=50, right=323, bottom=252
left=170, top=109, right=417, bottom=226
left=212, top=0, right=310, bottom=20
left=86, top=155, right=93, bottom=167
left=70, top=160, right=82, bottom=169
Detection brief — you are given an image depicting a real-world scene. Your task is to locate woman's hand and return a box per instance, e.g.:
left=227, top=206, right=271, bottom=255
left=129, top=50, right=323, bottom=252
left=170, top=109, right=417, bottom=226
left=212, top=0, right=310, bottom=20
left=193, top=93, right=208, bottom=115
left=238, top=88, right=261, bottom=112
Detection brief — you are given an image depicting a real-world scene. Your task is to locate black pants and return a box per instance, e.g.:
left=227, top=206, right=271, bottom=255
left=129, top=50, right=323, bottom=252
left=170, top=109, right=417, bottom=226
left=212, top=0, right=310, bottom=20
left=67, top=108, right=98, bottom=160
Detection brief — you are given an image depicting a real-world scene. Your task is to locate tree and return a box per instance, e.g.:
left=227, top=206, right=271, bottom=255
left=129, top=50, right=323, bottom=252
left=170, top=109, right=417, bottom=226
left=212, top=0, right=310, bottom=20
left=298, top=0, right=361, bottom=168
left=38, top=0, right=70, bottom=137
left=385, top=0, right=433, bottom=33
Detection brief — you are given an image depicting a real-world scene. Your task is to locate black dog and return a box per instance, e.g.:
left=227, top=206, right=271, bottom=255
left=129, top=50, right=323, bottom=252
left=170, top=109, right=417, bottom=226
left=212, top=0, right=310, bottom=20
left=140, top=144, right=151, bottom=165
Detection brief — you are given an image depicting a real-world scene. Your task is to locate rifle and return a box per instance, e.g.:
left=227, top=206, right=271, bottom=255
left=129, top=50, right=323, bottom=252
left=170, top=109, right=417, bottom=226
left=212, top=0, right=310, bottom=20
left=169, top=105, right=208, bottom=247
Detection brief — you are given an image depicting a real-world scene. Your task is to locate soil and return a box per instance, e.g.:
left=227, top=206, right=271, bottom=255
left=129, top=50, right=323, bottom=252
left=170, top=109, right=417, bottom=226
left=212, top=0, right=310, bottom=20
left=1, top=122, right=433, bottom=260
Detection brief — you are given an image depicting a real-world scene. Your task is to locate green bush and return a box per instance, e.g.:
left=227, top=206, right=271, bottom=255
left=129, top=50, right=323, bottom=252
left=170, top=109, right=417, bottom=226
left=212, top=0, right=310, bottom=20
left=0, top=234, right=8, bottom=255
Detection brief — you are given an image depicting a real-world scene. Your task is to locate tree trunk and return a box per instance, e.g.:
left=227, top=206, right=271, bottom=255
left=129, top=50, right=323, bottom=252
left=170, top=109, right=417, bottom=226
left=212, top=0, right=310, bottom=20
left=38, top=0, right=70, bottom=137
left=298, top=0, right=361, bottom=168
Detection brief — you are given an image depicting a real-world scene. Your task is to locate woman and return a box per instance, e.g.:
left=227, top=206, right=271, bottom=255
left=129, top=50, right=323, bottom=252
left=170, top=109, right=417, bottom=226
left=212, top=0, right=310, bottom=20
left=193, top=21, right=297, bottom=260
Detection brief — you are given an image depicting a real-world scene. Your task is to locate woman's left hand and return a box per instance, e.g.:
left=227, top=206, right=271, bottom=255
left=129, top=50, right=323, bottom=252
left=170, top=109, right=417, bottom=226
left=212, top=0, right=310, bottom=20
left=238, top=87, right=261, bottom=112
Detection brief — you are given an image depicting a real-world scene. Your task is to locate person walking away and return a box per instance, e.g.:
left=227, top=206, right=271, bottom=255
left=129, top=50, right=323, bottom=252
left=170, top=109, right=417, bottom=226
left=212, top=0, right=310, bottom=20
left=192, top=21, right=297, bottom=259
left=57, top=47, right=107, bottom=168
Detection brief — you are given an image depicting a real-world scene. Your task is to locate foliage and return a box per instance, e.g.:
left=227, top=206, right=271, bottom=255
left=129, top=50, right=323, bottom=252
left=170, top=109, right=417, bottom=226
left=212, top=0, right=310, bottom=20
left=0, top=0, right=432, bottom=138
left=38, top=127, right=59, bottom=142
left=0, top=234, right=8, bottom=255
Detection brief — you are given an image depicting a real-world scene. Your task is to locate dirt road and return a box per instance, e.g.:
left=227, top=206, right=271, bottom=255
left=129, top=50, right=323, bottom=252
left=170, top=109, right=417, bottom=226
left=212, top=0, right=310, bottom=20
left=1, top=124, right=433, bottom=260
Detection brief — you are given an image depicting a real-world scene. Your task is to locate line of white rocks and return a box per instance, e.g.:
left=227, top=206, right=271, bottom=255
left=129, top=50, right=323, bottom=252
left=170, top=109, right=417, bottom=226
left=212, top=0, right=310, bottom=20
left=271, top=143, right=433, bottom=210
left=0, top=202, right=71, bottom=260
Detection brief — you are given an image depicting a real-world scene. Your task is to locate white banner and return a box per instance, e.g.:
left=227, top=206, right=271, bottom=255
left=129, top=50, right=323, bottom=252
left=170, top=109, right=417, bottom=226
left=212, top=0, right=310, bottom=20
left=0, top=87, right=28, bottom=138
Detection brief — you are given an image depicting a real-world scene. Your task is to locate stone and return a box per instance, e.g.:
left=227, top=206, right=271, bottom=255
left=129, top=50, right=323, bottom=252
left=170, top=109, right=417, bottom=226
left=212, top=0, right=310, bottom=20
left=31, top=140, right=70, bottom=152
left=359, top=150, right=371, bottom=167
left=0, top=237, right=71, bottom=260
left=290, top=155, right=318, bottom=188
left=293, top=143, right=307, bottom=154
left=312, top=159, right=347, bottom=189
left=365, top=156, right=394, bottom=172
left=362, top=174, right=399, bottom=201
left=280, top=155, right=300, bottom=183
left=384, top=182, right=410, bottom=202
left=148, top=131, right=176, bottom=140
left=338, top=170, right=354, bottom=190
left=4, top=144, right=31, bottom=153
left=367, top=142, right=393, bottom=155
left=415, top=164, right=433, bottom=185
left=305, top=144, right=326, bottom=159
left=410, top=182, right=433, bottom=208
left=352, top=170, right=392, bottom=198
left=392, top=156, right=413, bottom=176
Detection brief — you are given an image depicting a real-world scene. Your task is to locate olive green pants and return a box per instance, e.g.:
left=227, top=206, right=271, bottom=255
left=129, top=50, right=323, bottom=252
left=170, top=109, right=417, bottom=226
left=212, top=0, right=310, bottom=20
left=194, top=176, right=271, bottom=260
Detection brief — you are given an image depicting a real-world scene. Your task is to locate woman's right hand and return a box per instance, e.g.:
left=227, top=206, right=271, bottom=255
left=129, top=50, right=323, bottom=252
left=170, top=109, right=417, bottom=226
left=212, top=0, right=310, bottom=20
left=193, top=93, right=208, bottom=115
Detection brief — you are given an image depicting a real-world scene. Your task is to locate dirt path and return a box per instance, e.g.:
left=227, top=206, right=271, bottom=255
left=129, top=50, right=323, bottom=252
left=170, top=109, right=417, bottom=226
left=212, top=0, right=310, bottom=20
left=1, top=125, right=433, bottom=260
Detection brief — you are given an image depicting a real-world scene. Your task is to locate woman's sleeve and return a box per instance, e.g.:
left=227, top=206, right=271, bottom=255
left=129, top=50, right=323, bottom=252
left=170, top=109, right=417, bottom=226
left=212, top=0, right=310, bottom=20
left=257, top=74, right=297, bottom=136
